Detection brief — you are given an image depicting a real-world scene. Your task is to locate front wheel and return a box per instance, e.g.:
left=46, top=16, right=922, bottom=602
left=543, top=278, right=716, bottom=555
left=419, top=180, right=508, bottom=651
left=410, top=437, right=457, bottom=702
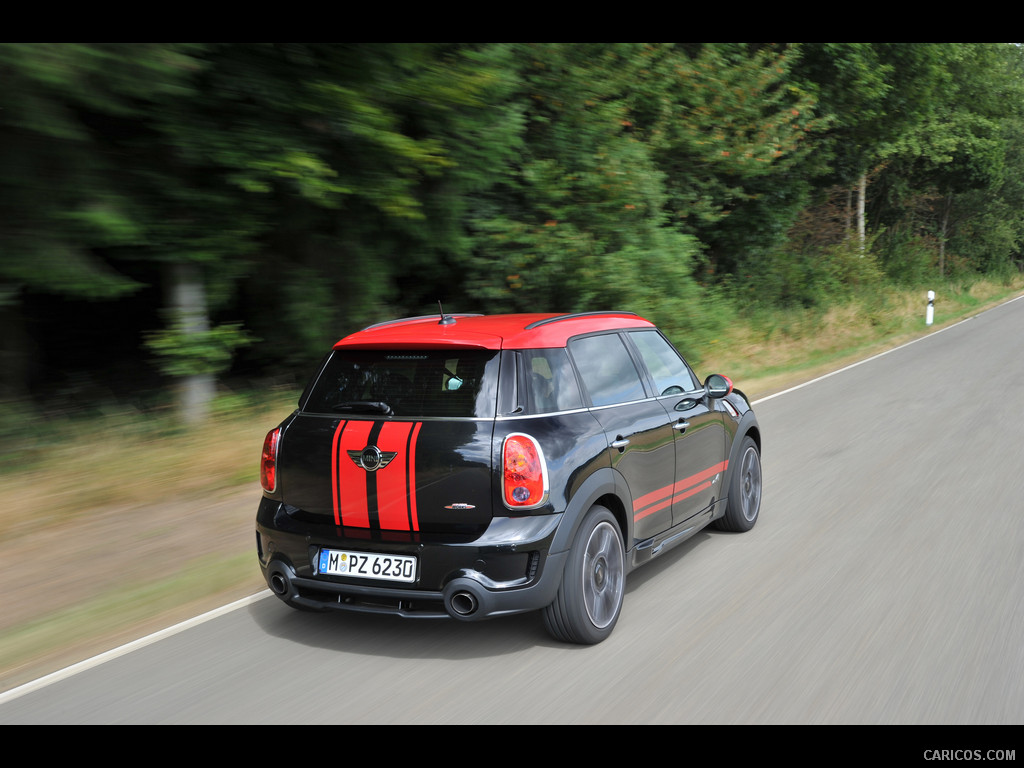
left=714, top=436, right=761, bottom=532
left=543, top=505, right=625, bottom=644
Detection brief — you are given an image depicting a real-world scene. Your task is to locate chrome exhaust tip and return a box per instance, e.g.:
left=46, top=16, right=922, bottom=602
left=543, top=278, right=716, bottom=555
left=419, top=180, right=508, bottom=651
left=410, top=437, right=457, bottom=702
left=449, top=590, right=479, bottom=617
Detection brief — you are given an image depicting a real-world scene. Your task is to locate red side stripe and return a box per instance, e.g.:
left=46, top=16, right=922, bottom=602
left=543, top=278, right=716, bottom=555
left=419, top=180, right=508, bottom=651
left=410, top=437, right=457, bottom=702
left=671, top=461, right=728, bottom=498
left=632, top=460, right=729, bottom=522
left=632, top=485, right=674, bottom=516
left=634, top=495, right=673, bottom=521
left=672, top=479, right=714, bottom=504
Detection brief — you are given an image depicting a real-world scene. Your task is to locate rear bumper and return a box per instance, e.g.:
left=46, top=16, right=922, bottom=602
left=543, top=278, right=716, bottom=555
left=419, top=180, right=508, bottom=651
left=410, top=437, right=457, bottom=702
left=255, top=496, right=566, bottom=621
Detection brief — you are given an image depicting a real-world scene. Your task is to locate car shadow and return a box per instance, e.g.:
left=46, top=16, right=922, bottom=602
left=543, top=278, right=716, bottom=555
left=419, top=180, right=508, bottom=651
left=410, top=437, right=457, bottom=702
left=249, top=592, right=556, bottom=660
left=249, top=528, right=727, bottom=660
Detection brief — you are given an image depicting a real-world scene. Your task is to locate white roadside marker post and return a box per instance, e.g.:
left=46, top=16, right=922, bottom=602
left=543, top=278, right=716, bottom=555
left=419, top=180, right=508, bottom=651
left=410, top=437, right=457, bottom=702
left=926, top=290, right=935, bottom=326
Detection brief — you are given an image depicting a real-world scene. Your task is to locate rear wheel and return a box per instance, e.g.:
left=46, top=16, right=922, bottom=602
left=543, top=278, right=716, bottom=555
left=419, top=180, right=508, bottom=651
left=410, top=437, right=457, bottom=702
left=714, top=436, right=761, bottom=532
left=543, top=505, right=625, bottom=644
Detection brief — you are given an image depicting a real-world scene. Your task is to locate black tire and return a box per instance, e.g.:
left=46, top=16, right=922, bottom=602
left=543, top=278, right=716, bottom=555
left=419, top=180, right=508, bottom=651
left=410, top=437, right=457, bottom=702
left=714, top=435, right=761, bottom=532
left=543, top=505, right=625, bottom=644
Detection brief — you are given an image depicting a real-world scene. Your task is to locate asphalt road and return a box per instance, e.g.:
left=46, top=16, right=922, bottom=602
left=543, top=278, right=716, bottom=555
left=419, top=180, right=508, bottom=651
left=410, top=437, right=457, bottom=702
left=3, top=297, right=1023, bottom=724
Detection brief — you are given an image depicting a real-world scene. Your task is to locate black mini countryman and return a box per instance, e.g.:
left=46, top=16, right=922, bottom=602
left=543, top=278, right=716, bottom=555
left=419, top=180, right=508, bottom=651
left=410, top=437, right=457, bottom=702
left=256, top=311, right=762, bottom=644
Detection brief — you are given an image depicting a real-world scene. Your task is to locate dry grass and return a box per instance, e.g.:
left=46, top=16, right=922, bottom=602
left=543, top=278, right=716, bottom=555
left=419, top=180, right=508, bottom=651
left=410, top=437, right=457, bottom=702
left=0, top=392, right=296, bottom=691
left=698, top=277, right=1024, bottom=398
left=1, top=392, right=298, bottom=542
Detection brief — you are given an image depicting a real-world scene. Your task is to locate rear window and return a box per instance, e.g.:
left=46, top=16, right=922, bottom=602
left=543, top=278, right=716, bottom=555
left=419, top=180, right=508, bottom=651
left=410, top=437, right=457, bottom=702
left=303, top=349, right=501, bottom=418
left=521, top=348, right=584, bottom=413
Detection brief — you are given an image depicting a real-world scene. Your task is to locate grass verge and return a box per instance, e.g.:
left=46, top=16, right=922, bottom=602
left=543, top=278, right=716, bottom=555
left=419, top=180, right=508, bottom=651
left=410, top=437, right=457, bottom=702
left=0, top=553, right=264, bottom=692
left=698, top=277, right=1024, bottom=396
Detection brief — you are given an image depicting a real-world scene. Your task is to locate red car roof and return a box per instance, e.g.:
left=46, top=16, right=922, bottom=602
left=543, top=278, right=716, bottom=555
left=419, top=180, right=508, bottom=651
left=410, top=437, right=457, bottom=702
left=333, top=312, right=655, bottom=350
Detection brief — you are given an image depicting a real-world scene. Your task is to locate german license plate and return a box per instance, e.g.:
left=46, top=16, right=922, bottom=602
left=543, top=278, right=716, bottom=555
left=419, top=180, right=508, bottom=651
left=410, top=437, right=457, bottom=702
left=317, top=548, right=417, bottom=583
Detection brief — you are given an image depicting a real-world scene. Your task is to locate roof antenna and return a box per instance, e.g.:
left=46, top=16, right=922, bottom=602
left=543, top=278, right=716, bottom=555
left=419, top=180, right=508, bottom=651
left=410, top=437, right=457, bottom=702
left=438, top=300, right=455, bottom=325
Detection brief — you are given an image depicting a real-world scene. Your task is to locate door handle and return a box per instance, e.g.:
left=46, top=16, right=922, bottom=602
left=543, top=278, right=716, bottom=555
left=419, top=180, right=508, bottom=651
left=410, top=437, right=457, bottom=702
left=672, top=420, right=690, bottom=432
left=610, top=437, right=630, bottom=450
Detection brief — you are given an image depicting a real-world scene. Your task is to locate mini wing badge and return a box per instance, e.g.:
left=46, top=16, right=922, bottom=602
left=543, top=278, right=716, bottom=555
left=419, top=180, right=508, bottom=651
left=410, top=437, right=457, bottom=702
left=348, top=446, right=398, bottom=472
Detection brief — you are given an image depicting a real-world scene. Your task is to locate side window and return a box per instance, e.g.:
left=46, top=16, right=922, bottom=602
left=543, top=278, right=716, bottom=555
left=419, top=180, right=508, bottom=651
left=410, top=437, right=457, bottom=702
left=521, top=348, right=583, bottom=413
left=568, top=334, right=647, bottom=407
left=630, top=330, right=697, bottom=396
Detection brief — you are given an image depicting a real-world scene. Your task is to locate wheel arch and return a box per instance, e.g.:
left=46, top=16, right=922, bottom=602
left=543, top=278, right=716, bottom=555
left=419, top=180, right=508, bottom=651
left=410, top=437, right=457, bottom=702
left=729, top=410, right=761, bottom=468
left=550, top=467, right=633, bottom=555
left=715, top=411, right=761, bottom=520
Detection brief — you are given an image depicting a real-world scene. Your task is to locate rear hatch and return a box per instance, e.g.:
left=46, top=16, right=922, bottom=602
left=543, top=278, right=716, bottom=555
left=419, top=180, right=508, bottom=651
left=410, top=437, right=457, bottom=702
left=277, top=348, right=501, bottom=535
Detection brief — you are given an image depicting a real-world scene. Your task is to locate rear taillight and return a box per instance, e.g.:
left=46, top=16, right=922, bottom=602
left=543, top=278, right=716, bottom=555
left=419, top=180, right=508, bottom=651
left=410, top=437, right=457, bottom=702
left=502, top=433, right=548, bottom=509
left=260, top=428, right=281, bottom=493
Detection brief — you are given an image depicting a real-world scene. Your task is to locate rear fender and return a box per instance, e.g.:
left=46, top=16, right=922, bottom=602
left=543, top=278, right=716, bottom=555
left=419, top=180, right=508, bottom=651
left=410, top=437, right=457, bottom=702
left=549, top=467, right=633, bottom=556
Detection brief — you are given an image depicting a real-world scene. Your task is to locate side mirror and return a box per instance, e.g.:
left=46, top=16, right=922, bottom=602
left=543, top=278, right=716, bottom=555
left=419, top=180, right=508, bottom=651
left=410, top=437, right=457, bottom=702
left=704, top=373, right=733, bottom=399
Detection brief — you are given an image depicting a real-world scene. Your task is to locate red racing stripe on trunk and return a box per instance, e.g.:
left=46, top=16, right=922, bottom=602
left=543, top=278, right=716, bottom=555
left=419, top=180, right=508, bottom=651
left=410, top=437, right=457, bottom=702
left=375, top=421, right=415, bottom=531
left=407, top=421, right=422, bottom=531
left=330, top=420, right=347, bottom=526
left=333, top=419, right=373, bottom=528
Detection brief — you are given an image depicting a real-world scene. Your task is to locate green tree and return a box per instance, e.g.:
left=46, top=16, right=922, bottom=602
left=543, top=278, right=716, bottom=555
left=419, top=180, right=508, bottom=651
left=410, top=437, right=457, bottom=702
left=869, top=44, right=1024, bottom=277
left=455, top=44, right=714, bottom=352
left=0, top=43, right=197, bottom=399
left=1, top=43, right=513, bottom=419
left=793, top=43, right=952, bottom=251
left=625, top=43, right=828, bottom=283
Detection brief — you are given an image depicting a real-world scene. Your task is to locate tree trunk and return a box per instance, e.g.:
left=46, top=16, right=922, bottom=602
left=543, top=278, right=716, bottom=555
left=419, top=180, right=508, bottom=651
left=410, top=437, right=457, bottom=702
left=858, top=172, right=867, bottom=253
left=939, top=193, right=951, bottom=277
left=845, top=187, right=853, bottom=241
left=166, top=262, right=215, bottom=424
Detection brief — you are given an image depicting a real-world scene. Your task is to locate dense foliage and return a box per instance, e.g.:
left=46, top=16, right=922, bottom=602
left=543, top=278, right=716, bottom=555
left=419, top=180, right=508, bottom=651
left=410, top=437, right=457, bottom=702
left=3, top=43, right=1023, bottom=420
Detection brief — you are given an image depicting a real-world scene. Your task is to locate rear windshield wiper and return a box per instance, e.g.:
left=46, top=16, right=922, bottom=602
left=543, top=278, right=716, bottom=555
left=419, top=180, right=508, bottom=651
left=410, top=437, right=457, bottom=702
left=332, top=401, right=393, bottom=415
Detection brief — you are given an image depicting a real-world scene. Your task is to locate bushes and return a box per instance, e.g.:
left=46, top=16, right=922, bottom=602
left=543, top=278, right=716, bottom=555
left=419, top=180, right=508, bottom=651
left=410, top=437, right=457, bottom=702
left=731, top=236, right=885, bottom=311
